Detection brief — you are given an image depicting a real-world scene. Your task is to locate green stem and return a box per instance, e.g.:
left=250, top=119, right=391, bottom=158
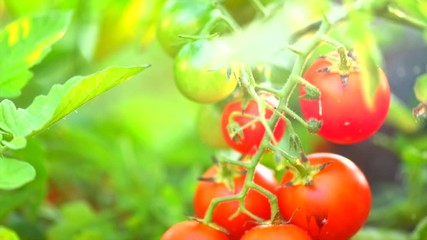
left=255, top=84, right=283, bottom=96
left=215, top=2, right=242, bottom=32
left=250, top=0, right=268, bottom=17
left=379, top=4, right=427, bottom=31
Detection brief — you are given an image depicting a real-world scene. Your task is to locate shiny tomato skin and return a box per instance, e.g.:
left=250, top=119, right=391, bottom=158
left=221, top=95, right=286, bottom=155
left=194, top=164, right=278, bottom=240
left=240, top=224, right=312, bottom=240
left=300, top=57, right=391, bottom=144
left=277, top=153, right=372, bottom=240
left=160, top=220, right=230, bottom=240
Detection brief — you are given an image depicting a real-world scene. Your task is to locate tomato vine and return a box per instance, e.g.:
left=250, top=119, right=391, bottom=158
left=197, top=0, right=424, bottom=232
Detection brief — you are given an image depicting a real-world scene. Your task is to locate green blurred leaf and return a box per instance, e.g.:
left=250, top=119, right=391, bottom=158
left=0, top=11, right=72, bottom=98
left=48, top=201, right=120, bottom=240
left=0, top=139, right=47, bottom=218
left=0, top=65, right=148, bottom=139
left=28, top=65, right=149, bottom=135
left=414, top=74, right=427, bottom=102
left=386, top=94, right=420, bottom=133
left=0, top=157, right=35, bottom=190
left=351, top=227, right=408, bottom=240
left=0, top=226, right=20, bottom=240
left=346, top=10, right=383, bottom=110
left=412, top=216, right=427, bottom=240
left=394, top=0, right=427, bottom=23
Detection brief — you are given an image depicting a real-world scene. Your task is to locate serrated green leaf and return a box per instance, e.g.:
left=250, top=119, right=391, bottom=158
left=346, top=10, right=383, bottom=110
left=27, top=65, right=149, bottom=136
left=0, top=226, right=20, bottom=240
left=0, top=99, right=35, bottom=137
left=414, top=74, right=427, bottom=102
left=0, top=11, right=72, bottom=98
left=0, top=157, right=35, bottom=190
left=0, top=65, right=148, bottom=139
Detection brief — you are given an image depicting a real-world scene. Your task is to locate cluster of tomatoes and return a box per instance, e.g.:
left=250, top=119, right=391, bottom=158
left=157, top=0, right=392, bottom=239
left=161, top=153, right=372, bottom=240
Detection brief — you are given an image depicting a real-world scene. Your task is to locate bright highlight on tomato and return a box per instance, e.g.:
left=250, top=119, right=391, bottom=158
left=299, top=53, right=391, bottom=144
left=221, top=95, right=286, bottom=155
left=277, top=153, right=372, bottom=240
left=160, top=220, right=230, bottom=240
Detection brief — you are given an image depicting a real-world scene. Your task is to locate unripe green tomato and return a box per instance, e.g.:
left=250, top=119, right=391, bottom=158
left=174, top=39, right=238, bottom=103
left=156, top=0, right=220, bottom=57
left=197, top=104, right=229, bottom=149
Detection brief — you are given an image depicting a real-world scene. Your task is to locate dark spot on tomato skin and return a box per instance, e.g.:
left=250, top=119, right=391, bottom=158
left=316, top=67, right=330, bottom=73
left=314, top=214, right=328, bottom=228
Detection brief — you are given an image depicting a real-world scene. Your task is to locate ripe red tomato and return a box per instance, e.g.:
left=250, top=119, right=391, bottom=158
left=194, top=164, right=278, bottom=240
left=277, top=153, right=372, bottom=240
left=240, top=224, right=312, bottom=240
left=299, top=54, right=390, bottom=144
left=221, top=95, right=286, bottom=155
left=160, top=220, right=230, bottom=240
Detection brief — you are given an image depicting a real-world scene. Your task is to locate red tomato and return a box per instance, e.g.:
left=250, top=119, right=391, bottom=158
left=240, top=224, right=312, bottom=240
left=277, top=153, right=372, bottom=240
left=221, top=95, right=286, bottom=155
left=299, top=54, right=390, bottom=144
left=194, top=164, right=278, bottom=240
left=160, top=220, right=230, bottom=240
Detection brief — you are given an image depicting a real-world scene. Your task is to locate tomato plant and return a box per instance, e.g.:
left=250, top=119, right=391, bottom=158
left=174, top=39, right=238, bottom=103
left=194, top=164, right=277, bottom=240
left=299, top=52, right=391, bottom=144
left=221, top=95, right=286, bottom=155
left=160, top=220, right=230, bottom=240
left=157, top=0, right=221, bottom=57
left=240, top=224, right=312, bottom=240
left=277, top=153, right=372, bottom=240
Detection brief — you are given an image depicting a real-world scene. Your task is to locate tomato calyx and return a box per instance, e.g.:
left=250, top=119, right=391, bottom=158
left=197, top=157, right=246, bottom=192
left=281, top=154, right=330, bottom=187
left=306, top=118, right=322, bottom=133
left=317, top=47, right=359, bottom=87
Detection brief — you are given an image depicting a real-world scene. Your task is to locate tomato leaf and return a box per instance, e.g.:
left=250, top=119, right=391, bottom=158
left=0, top=157, right=36, bottom=190
left=414, top=74, right=427, bottom=102
left=0, top=11, right=72, bottom=98
left=0, top=139, right=47, bottom=215
left=0, top=226, right=19, bottom=240
left=346, top=10, right=383, bottom=110
left=0, top=99, right=35, bottom=137
left=0, top=65, right=148, bottom=140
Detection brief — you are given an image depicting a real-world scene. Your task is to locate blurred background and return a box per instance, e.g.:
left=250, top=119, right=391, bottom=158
left=0, top=0, right=426, bottom=239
